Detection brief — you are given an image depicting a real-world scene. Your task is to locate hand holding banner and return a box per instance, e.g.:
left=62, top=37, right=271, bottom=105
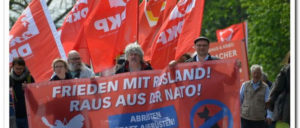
left=209, top=40, right=250, bottom=85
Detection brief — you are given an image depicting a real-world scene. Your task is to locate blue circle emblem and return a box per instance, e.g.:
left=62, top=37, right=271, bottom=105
left=190, top=99, right=233, bottom=128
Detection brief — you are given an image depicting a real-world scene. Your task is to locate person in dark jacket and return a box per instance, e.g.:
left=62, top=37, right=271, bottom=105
left=266, top=64, right=290, bottom=125
left=115, top=43, right=152, bottom=74
left=169, top=36, right=219, bottom=66
left=186, top=36, right=219, bottom=62
left=262, top=72, right=273, bottom=88
left=10, top=57, right=35, bottom=128
left=50, top=58, right=72, bottom=81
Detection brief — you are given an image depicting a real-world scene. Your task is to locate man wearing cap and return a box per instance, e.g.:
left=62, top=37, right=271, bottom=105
left=186, top=36, right=219, bottom=62
left=169, top=36, right=219, bottom=66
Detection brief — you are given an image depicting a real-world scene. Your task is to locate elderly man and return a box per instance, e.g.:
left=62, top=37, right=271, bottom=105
left=115, top=43, right=152, bottom=74
left=240, top=64, right=272, bottom=128
left=67, top=50, right=95, bottom=78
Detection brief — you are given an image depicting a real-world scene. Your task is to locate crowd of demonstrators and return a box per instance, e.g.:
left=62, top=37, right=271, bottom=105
left=50, top=50, right=95, bottom=80
left=9, top=37, right=291, bottom=128
left=266, top=52, right=290, bottom=127
left=10, top=57, right=35, bottom=128
left=50, top=58, right=72, bottom=81
left=9, top=50, right=96, bottom=127
left=240, top=64, right=272, bottom=128
left=115, top=42, right=152, bottom=74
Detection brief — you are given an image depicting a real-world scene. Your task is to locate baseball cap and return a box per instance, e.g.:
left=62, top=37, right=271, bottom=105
left=194, top=36, right=210, bottom=44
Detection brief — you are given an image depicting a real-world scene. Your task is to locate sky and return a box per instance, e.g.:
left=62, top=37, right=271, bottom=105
left=9, top=0, right=75, bottom=28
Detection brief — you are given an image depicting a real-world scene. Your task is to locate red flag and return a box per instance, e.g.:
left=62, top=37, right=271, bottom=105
left=9, top=0, right=66, bottom=82
left=84, top=0, right=138, bottom=73
left=59, top=0, right=99, bottom=65
left=216, top=22, right=247, bottom=42
left=149, top=0, right=205, bottom=69
left=139, top=0, right=177, bottom=61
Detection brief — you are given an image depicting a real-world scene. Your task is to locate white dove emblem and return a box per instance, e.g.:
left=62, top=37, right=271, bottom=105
left=220, top=28, right=234, bottom=42
left=169, top=0, right=196, bottom=20
left=41, top=114, right=84, bottom=128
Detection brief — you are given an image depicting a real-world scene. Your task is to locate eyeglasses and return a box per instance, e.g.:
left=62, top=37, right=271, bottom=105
left=195, top=44, right=209, bottom=47
left=14, top=67, right=24, bottom=71
left=69, top=57, right=81, bottom=61
left=54, top=65, right=65, bottom=69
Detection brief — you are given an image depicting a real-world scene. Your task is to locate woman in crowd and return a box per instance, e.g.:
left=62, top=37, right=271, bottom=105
left=50, top=58, right=72, bottom=81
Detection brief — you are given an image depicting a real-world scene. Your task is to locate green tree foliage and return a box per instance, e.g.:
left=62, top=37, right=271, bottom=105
left=202, top=0, right=289, bottom=81
left=240, top=0, right=290, bottom=81
left=201, top=0, right=247, bottom=42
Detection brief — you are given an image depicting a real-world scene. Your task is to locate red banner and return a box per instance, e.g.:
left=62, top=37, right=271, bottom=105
left=138, top=0, right=177, bottom=61
left=84, top=0, right=138, bottom=73
left=9, top=0, right=66, bottom=82
left=25, top=59, right=240, bottom=128
left=59, top=0, right=99, bottom=65
left=216, top=22, right=246, bottom=43
left=209, top=40, right=249, bottom=85
left=149, top=0, right=205, bottom=69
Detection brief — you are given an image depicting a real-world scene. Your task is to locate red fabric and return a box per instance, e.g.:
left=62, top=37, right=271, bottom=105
left=59, top=0, right=99, bottom=65
left=9, top=0, right=66, bottom=82
left=209, top=40, right=250, bottom=85
left=138, top=0, right=177, bottom=61
left=216, top=22, right=246, bottom=42
left=25, top=59, right=240, bottom=127
left=84, top=0, right=138, bottom=73
left=149, top=0, right=205, bottom=69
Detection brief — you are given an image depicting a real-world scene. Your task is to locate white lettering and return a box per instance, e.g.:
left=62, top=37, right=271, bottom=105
left=157, top=20, right=185, bottom=44
left=87, top=84, right=97, bottom=95
left=94, top=10, right=126, bottom=32
left=108, top=14, right=122, bottom=31
left=10, top=43, right=33, bottom=63
left=94, top=19, right=109, bottom=32
left=70, top=100, right=79, bottom=112
left=52, top=86, right=61, bottom=98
